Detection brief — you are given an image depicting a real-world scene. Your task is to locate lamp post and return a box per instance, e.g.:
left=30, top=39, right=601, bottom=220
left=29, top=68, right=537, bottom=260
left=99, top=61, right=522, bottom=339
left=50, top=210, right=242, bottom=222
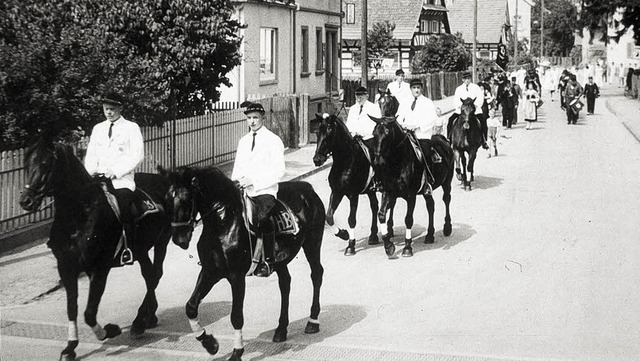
left=540, top=0, right=544, bottom=60
left=361, top=0, right=368, bottom=88
left=514, top=0, right=518, bottom=66
left=473, top=0, right=477, bottom=82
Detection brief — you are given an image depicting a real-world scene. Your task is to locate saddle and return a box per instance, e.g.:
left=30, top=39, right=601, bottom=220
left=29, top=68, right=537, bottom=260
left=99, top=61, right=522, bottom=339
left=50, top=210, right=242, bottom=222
left=406, top=132, right=440, bottom=194
left=354, top=137, right=376, bottom=193
left=100, top=184, right=162, bottom=267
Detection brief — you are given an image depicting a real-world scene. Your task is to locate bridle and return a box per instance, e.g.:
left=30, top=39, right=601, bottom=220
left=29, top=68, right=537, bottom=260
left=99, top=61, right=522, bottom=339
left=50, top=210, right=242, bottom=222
left=169, top=182, right=223, bottom=231
left=23, top=145, right=58, bottom=198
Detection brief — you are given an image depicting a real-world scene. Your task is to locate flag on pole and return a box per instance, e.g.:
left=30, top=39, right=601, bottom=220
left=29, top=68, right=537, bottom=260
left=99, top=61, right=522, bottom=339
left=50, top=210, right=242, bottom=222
left=496, top=36, right=509, bottom=71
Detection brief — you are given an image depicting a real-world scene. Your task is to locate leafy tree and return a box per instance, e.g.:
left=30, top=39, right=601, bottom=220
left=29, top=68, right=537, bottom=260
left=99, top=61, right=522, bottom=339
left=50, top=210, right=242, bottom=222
left=507, top=38, right=535, bottom=66
left=579, top=1, right=640, bottom=45
left=0, top=0, right=242, bottom=150
left=530, top=0, right=578, bottom=57
left=411, top=33, right=471, bottom=73
left=352, top=21, right=396, bottom=67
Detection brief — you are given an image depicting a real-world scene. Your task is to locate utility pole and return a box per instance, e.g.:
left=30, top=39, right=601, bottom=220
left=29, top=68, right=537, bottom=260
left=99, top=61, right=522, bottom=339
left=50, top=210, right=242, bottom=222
left=540, top=0, right=544, bottom=60
left=473, top=0, right=477, bottom=81
left=361, top=0, right=368, bottom=88
left=514, top=0, right=518, bottom=66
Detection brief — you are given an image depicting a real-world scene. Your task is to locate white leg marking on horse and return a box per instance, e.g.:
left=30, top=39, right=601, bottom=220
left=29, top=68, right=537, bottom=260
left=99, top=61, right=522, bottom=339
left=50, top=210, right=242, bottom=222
left=405, top=229, right=412, bottom=240
left=234, top=329, right=244, bottom=349
left=91, top=323, right=106, bottom=340
left=378, top=223, right=387, bottom=236
left=308, top=318, right=319, bottom=324
left=333, top=226, right=340, bottom=235
left=348, top=228, right=356, bottom=240
left=68, top=321, right=78, bottom=341
left=189, top=318, right=204, bottom=333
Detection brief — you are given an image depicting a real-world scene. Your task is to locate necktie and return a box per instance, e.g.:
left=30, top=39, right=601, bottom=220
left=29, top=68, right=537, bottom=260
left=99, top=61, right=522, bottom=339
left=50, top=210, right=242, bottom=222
left=466, top=85, right=469, bottom=92
left=411, top=97, right=417, bottom=111
left=251, top=132, right=257, bottom=151
left=398, top=82, right=401, bottom=89
left=108, top=122, right=114, bottom=139
left=359, top=105, right=363, bottom=115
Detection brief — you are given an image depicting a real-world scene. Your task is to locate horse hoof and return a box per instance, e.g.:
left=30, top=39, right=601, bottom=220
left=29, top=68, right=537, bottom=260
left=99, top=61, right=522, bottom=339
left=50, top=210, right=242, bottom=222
left=304, top=321, right=320, bottom=334
left=402, top=247, right=413, bottom=257
left=228, top=348, right=244, bottom=361
left=424, top=235, right=435, bottom=244
left=443, top=223, right=452, bottom=237
left=59, top=352, right=76, bottom=361
left=198, top=333, right=219, bottom=355
left=344, top=246, right=356, bottom=256
left=368, top=235, right=380, bottom=245
left=384, top=243, right=396, bottom=257
left=130, top=322, right=145, bottom=339
left=273, top=327, right=288, bottom=342
left=145, top=315, right=158, bottom=329
left=103, top=324, right=122, bottom=339
left=335, top=229, right=349, bottom=240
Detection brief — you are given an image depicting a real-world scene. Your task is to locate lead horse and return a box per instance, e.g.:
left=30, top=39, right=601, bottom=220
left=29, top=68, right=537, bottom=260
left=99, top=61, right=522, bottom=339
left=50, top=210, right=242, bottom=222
left=312, top=113, right=393, bottom=255
left=19, top=137, right=172, bottom=361
left=450, top=97, right=483, bottom=190
left=371, top=91, right=454, bottom=257
left=159, top=166, right=325, bottom=361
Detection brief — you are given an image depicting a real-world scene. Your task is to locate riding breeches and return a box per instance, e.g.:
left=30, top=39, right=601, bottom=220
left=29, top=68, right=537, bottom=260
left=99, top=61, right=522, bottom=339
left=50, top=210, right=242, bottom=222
left=112, top=188, right=135, bottom=224
left=251, top=194, right=276, bottom=233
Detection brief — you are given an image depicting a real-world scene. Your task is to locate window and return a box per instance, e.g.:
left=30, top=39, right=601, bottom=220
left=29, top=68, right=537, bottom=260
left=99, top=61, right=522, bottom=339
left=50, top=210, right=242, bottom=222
left=421, top=20, right=441, bottom=34
left=345, top=3, right=355, bottom=24
left=260, top=28, right=277, bottom=81
left=301, top=26, right=309, bottom=75
left=316, top=28, right=324, bottom=72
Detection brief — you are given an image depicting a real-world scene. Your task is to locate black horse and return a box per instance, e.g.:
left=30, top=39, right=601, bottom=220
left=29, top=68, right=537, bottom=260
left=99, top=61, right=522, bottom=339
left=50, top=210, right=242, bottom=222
left=159, top=166, right=325, bottom=361
left=19, top=137, right=172, bottom=361
left=312, top=113, right=393, bottom=255
left=450, top=98, right=483, bottom=190
left=371, top=91, right=454, bottom=257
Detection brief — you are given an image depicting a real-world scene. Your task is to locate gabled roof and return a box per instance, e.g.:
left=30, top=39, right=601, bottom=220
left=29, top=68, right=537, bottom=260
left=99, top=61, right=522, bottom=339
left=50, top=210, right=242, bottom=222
left=448, top=0, right=509, bottom=44
left=342, top=0, right=425, bottom=41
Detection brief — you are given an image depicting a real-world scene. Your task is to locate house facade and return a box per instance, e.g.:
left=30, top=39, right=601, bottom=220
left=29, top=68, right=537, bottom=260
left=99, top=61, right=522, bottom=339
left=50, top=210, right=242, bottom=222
left=219, top=0, right=341, bottom=105
left=341, top=0, right=451, bottom=77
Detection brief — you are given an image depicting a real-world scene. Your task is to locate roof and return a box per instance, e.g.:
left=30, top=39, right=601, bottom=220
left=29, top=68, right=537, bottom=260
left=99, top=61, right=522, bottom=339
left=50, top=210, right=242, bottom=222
left=448, top=0, right=509, bottom=44
left=342, top=0, right=425, bottom=41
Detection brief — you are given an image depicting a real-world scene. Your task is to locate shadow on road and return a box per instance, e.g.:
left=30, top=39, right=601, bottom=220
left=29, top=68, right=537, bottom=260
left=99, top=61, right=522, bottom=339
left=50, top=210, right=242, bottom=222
left=455, top=174, right=503, bottom=190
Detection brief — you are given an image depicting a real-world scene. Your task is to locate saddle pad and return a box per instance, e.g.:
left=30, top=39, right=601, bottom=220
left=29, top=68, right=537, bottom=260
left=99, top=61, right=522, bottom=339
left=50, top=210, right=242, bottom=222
left=354, top=138, right=375, bottom=194
left=135, top=189, right=161, bottom=223
left=407, top=135, right=430, bottom=194
left=269, top=200, right=300, bottom=235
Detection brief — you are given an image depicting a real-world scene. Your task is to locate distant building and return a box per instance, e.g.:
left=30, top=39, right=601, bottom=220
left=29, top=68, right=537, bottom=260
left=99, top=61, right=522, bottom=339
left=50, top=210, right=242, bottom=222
left=341, top=0, right=451, bottom=77
left=508, top=0, right=534, bottom=51
left=605, top=7, right=639, bottom=78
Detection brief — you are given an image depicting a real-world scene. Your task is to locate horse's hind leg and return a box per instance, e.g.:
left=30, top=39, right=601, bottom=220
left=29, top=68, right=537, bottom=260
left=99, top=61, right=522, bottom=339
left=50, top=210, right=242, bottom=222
left=58, top=263, right=81, bottom=361
left=423, top=194, right=436, bottom=244
left=302, top=234, right=324, bottom=335
left=130, top=246, right=165, bottom=337
left=84, top=267, right=122, bottom=341
left=187, top=268, right=222, bottom=355
left=227, top=272, right=247, bottom=361
left=366, top=192, right=380, bottom=245
left=273, top=266, right=292, bottom=342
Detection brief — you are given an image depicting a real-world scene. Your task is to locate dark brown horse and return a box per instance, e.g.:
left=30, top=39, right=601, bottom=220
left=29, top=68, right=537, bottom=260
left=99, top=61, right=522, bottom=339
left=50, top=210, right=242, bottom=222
left=450, top=97, right=483, bottom=190
left=371, top=91, right=454, bottom=257
left=312, top=113, right=393, bottom=255
left=19, top=137, right=172, bottom=361
left=159, top=166, right=325, bottom=361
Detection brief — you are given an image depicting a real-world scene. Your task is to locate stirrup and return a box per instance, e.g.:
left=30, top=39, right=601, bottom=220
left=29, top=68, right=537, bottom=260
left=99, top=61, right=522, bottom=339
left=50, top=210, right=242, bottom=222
left=246, top=259, right=259, bottom=276
left=120, top=248, right=133, bottom=265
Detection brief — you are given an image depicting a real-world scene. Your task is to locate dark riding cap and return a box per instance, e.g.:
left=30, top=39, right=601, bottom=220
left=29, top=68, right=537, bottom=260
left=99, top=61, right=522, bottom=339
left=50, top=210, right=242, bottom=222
left=409, top=78, right=423, bottom=87
left=102, top=92, right=125, bottom=106
left=243, top=102, right=266, bottom=115
left=355, top=86, right=368, bottom=95
left=462, top=71, right=472, bottom=79
left=395, top=69, right=405, bottom=76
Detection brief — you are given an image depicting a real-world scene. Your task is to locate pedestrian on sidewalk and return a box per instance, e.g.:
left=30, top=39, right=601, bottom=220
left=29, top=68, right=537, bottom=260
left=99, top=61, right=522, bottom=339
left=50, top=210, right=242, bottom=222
left=486, top=107, right=499, bottom=158
left=523, top=82, right=540, bottom=130
left=233, top=102, right=285, bottom=277
left=563, top=74, right=583, bottom=125
left=498, top=80, right=518, bottom=129
left=584, top=76, right=600, bottom=115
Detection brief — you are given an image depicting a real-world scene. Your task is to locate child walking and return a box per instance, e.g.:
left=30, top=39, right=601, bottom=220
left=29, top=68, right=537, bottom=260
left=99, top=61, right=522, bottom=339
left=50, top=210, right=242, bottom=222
left=486, top=107, right=499, bottom=158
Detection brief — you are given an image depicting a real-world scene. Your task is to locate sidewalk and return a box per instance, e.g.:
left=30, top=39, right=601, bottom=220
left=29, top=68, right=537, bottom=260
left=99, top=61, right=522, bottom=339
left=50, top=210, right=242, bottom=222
left=602, top=83, right=640, bottom=141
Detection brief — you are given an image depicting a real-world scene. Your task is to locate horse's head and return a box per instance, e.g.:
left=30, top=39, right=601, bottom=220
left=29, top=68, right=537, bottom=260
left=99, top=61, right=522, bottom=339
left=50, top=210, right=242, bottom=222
left=20, top=138, right=59, bottom=211
left=377, top=89, right=399, bottom=117
left=312, top=113, right=335, bottom=166
left=370, top=115, right=401, bottom=167
left=158, top=166, right=197, bottom=249
left=459, top=97, right=476, bottom=130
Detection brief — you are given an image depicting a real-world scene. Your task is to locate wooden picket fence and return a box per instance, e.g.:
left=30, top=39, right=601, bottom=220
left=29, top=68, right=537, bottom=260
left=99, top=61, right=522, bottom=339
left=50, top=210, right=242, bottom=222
left=0, top=94, right=304, bottom=236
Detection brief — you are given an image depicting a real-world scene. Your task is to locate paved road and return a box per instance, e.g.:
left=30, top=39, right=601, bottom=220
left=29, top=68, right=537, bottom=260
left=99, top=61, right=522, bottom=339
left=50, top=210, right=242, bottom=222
left=2, top=85, right=640, bottom=360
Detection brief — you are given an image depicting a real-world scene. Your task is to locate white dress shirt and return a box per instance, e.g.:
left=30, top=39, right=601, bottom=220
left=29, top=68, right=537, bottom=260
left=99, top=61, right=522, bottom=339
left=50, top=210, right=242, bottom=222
left=453, top=83, right=485, bottom=115
left=397, top=95, right=442, bottom=139
left=231, top=126, right=285, bottom=197
left=386, top=80, right=412, bottom=108
left=84, top=117, right=144, bottom=191
left=345, top=100, right=381, bottom=140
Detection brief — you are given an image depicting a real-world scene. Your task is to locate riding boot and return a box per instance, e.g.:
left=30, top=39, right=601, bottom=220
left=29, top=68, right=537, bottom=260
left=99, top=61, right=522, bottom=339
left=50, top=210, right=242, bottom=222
left=254, top=231, right=275, bottom=277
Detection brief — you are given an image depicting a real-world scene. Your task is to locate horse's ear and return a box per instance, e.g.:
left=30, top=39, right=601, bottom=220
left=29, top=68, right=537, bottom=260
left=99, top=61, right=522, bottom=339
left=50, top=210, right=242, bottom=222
left=368, top=115, right=382, bottom=123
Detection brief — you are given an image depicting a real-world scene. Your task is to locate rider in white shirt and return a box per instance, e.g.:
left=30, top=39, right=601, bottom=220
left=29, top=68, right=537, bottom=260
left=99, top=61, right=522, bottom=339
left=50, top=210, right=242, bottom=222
left=448, top=72, right=488, bottom=148
left=346, top=86, right=381, bottom=140
left=385, top=69, right=412, bottom=109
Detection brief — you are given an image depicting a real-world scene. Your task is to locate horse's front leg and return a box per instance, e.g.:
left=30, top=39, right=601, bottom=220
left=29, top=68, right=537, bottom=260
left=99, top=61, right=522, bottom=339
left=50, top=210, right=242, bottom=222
left=326, top=191, right=348, bottom=240
left=343, top=194, right=360, bottom=255
left=226, top=271, right=246, bottom=361
left=130, top=249, right=163, bottom=338
left=442, top=174, right=453, bottom=237
left=187, top=267, right=222, bottom=355
left=273, top=266, right=292, bottom=342
left=58, top=261, right=81, bottom=361
left=84, top=266, right=121, bottom=342
left=365, top=191, right=380, bottom=245
left=377, top=192, right=395, bottom=257
left=401, top=196, right=417, bottom=257
left=468, top=149, right=478, bottom=184
left=422, top=194, right=436, bottom=244
left=461, top=153, right=470, bottom=190
left=387, top=197, right=396, bottom=239
left=453, top=150, right=462, bottom=181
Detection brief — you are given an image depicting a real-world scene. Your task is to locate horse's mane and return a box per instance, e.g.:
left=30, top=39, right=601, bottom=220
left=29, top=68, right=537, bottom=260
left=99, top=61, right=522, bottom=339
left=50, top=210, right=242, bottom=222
left=378, top=92, right=399, bottom=117
left=174, top=166, right=243, bottom=214
left=329, top=114, right=352, bottom=139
